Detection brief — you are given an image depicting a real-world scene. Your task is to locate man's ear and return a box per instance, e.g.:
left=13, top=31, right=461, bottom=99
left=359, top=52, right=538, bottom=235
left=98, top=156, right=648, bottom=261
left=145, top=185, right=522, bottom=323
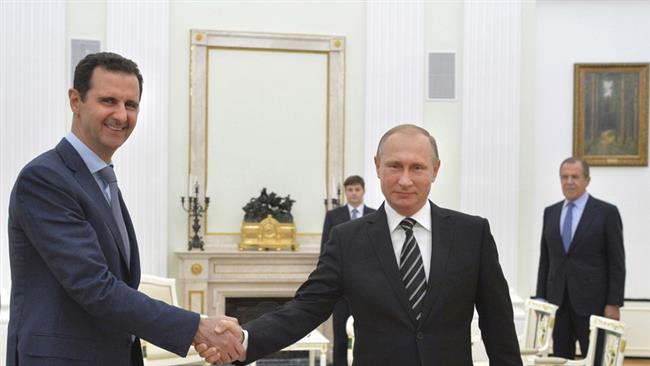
left=374, top=156, right=381, bottom=178
left=431, top=159, right=441, bottom=182
left=68, top=88, right=81, bottom=113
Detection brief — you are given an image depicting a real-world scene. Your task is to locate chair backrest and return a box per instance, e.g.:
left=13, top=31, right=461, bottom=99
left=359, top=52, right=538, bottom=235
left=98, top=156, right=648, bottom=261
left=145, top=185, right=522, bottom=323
left=139, top=274, right=178, bottom=306
left=346, top=316, right=354, bottom=366
left=521, top=299, right=558, bottom=356
left=583, top=315, right=626, bottom=366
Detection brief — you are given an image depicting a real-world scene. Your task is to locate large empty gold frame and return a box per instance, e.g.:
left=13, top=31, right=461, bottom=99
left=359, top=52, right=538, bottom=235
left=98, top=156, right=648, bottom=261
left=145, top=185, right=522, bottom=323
left=189, top=30, right=346, bottom=248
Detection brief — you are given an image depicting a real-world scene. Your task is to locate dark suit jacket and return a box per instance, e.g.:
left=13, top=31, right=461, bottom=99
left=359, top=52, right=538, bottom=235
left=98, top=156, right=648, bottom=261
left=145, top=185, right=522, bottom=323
left=536, top=195, right=625, bottom=315
left=320, top=205, right=376, bottom=253
left=241, top=202, right=521, bottom=366
left=6, top=139, right=199, bottom=366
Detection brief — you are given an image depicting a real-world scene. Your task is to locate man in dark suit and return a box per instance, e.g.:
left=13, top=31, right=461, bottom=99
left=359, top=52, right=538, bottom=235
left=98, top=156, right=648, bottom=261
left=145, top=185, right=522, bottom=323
left=199, top=124, right=521, bottom=365
left=6, top=52, right=243, bottom=366
left=321, top=175, right=375, bottom=366
left=536, top=157, right=625, bottom=359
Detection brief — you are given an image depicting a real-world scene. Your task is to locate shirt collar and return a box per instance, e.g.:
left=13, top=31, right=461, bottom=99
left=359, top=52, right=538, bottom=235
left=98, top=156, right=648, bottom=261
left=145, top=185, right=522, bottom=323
left=347, top=203, right=363, bottom=212
left=564, top=191, right=589, bottom=210
left=385, top=201, right=432, bottom=233
left=65, top=132, right=110, bottom=174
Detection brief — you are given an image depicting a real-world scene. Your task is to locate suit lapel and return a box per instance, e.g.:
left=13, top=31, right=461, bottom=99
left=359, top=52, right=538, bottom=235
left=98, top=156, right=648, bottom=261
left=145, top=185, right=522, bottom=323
left=56, top=139, right=132, bottom=272
left=367, top=205, right=417, bottom=324
left=419, top=202, right=452, bottom=326
left=342, top=207, right=351, bottom=221
left=546, top=202, right=564, bottom=254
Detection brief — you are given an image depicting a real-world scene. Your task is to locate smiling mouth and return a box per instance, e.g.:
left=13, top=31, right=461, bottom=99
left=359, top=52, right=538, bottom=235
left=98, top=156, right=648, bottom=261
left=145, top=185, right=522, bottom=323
left=105, top=123, right=126, bottom=131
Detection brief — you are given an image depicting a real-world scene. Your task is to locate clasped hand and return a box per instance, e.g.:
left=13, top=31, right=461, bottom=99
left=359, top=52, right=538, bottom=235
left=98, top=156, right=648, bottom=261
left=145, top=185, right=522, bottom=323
left=193, top=315, right=246, bottom=364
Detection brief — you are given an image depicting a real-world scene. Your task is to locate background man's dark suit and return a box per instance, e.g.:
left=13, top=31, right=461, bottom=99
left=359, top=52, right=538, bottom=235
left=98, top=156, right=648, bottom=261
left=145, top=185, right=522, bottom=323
left=320, top=204, right=375, bottom=366
left=536, top=195, right=625, bottom=357
left=242, top=203, right=521, bottom=366
left=7, top=139, right=199, bottom=366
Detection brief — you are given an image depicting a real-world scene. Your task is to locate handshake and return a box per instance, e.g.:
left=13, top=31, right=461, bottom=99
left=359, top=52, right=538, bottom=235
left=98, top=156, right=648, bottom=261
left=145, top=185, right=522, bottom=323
left=192, top=315, right=246, bottom=364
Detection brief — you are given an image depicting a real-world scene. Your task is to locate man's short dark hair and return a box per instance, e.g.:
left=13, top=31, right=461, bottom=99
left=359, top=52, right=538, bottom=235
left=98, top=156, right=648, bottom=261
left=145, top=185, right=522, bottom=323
left=344, top=175, right=365, bottom=189
left=73, top=52, right=143, bottom=101
left=560, top=157, right=590, bottom=178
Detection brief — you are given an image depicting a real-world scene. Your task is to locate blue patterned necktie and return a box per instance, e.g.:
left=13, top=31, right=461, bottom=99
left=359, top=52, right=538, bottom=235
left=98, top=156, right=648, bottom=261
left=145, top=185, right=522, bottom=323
left=399, top=218, right=427, bottom=321
left=562, top=202, right=575, bottom=252
left=98, top=165, right=131, bottom=267
left=351, top=208, right=359, bottom=220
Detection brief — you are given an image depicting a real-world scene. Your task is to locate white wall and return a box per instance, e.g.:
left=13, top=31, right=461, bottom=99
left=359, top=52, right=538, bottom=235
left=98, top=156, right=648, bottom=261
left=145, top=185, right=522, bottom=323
left=0, top=3, right=67, bottom=364
left=531, top=0, right=650, bottom=299
left=65, top=0, right=107, bottom=130
left=423, top=2, right=464, bottom=209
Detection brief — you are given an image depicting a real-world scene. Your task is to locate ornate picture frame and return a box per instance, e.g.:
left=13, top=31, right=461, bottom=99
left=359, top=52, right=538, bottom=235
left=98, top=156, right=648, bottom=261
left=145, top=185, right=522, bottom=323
left=573, top=63, right=649, bottom=166
left=188, top=30, right=346, bottom=249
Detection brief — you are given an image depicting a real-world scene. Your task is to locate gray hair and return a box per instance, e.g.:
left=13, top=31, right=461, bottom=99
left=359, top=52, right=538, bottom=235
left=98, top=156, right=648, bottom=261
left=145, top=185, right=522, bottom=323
left=560, top=157, right=590, bottom=178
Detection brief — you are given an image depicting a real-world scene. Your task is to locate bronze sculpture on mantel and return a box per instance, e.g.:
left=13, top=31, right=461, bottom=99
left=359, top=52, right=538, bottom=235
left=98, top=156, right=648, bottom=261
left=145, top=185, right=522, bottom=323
left=240, top=188, right=298, bottom=251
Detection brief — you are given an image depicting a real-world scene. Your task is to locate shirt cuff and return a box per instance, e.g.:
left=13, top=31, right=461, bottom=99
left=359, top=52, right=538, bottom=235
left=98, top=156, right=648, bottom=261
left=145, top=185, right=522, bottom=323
left=242, top=329, right=249, bottom=350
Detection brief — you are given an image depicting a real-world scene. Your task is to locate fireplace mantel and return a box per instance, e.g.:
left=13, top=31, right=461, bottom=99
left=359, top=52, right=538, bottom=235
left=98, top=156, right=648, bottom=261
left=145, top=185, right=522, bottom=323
left=175, top=249, right=319, bottom=316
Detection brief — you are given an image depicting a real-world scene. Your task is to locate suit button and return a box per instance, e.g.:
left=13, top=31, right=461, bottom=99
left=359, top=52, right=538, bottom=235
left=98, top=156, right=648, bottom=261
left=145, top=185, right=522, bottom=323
left=416, top=332, right=424, bottom=340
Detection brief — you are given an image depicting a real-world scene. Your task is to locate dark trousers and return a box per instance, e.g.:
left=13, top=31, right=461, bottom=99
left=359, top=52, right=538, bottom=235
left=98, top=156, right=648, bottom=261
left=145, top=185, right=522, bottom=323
left=332, top=299, right=351, bottom=366
left=553, top=287, right=603, bottom=364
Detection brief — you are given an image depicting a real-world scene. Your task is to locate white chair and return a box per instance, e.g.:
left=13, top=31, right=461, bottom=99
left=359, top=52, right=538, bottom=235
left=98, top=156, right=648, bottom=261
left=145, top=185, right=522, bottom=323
left=138, top=274, right=205, bottom=366
left=530, top=315, right=626, bottom=366
left=346, top=316, right=355, bottom=365
left=474, top=299, right=558, bottom=366
left=520, top=299, right=559, bottom=358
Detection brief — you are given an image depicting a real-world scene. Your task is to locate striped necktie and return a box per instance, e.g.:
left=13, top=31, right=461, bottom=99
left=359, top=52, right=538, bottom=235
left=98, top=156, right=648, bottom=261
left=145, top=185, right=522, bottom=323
left=399, top=218, right=427, bottom=321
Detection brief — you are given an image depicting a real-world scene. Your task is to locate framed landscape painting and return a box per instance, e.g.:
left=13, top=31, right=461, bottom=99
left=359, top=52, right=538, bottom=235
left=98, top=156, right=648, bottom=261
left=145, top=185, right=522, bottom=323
left=573, top=63, right=648, bottom=166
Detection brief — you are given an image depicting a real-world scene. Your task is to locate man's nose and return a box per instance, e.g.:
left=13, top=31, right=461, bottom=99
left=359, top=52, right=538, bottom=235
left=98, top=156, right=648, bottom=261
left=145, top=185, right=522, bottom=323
left=113, top=104, right=128, bottom=122
left=398, top=171, right=412, bottom=186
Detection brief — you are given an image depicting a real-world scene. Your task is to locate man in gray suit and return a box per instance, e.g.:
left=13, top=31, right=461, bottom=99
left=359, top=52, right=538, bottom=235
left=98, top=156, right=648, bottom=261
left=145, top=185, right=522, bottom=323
left=536, top=157, right=625, bottom=359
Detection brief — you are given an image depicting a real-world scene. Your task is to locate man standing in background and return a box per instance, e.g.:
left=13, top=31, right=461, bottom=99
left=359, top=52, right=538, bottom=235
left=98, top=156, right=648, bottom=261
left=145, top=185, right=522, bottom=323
left=321, top=175, right=375, bottom=366
left=536, top=157, right=625, bottom=359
